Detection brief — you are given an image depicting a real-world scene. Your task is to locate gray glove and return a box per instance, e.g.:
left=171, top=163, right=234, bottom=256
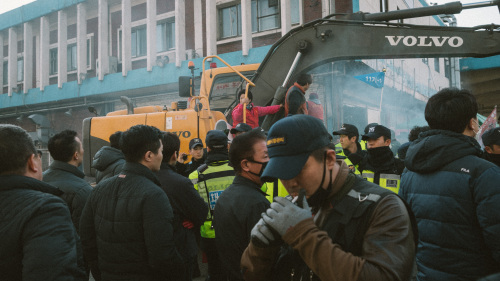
left=250, top=218, right=277, bottom=247
left=262, top=196, right=312, bottom=237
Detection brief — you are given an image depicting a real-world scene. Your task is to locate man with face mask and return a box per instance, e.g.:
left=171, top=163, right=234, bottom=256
left=358, top=124, right=405, bottom=194
left=241, top=114, right=416, bottom=281
left=214, top=129, right=270, bottom=281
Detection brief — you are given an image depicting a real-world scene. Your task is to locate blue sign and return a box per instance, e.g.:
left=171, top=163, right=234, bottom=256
left=354, top=72, right=385, bottom=88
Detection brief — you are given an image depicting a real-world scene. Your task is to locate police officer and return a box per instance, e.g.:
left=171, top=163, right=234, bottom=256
left=332, top=124, right=366, bottom=174
left=177, top=137, right=206, bottom=177
left=189, top=130, right=234, bottom=281
left=358, top=124, right=405, bottom=193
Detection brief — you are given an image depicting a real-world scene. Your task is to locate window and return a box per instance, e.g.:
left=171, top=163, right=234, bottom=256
left=219, top=4, right=242, bottom=39
left=444, top=58, right=451, bottom=79
left=2, top=62, right=7, bottom=85
left=252, top=0, right=281, bottom=32
left=132, top=26, right=147, bottom=57
left=17, top=58, right=23, bottom=82
left=157, top=21, right=175, bottom=52
left=434, top=58, right=440, bottom=72
left=67, top=44, right=77, bottom=71
left=50, top=48, right=58, bottom=75
left=291, top=0, right=300, bottom=24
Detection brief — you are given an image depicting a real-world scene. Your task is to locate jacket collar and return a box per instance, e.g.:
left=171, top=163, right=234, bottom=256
left=232, top=174, right=267, bottom=195
left=206, top=150, right=229, bottom=164
left=293, top=82, right=306, bottom=94
left=48, top=160, right=85, bottom=179
left=0, top=174, right=63, bottom=196
left=122, top=162, right=162, bottom=186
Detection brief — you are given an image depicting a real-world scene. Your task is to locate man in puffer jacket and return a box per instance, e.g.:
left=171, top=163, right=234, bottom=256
left=92, top=131, right=125, bottom=184
left=80, top=125, right=184, bottom=281
left=400, top=88, right=500, bottom=281
left=0, top=124, right=86, bottom=281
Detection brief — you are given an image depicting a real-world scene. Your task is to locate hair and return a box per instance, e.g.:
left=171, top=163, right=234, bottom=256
left=48, top=130, right=79, bottom=162
left=120, top=125, right=163, bottom=163
left=109, top=131, right=123, bottom=149
left=425, top=88, right=478, bottom=133
left=0, top=124, right=37, bottom=175
left=296, top=73, right=313, bottom=86
left=161, top=132, right=180, bottom=163
left=310, top=143, right=336, bottom=162
left=229, top=129, right=267, bottom=174
left=408, top=125, right=431, bottom=142
left=238, top=89, right=253, bottom=102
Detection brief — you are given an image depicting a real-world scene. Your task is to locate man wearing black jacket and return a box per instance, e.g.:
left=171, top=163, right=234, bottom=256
left=43, top=130, right=92, bottom=234
left=80, top=125, right=184, bottom=281
left=214, top=129, right=271, bottom=281
left=0, top=124, right=86, bottom=281
left=157, top=132, right=208, bottom=281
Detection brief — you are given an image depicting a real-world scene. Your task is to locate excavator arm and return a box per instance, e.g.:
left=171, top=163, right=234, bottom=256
left=254, top=1, right=500, bottom=129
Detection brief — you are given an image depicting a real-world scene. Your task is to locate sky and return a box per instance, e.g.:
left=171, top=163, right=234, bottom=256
left=0, top=0, right=499, bottom=27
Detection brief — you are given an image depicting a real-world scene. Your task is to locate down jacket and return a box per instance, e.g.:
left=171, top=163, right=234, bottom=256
left=43, top=160, right=92, bottom=233
left=0, top=175, right=86, bottom=281
left=80, top=162, right=184, bottom=281
left=400, top=130, right=500, bottom=281
left=92, top=146, right=125, bottom=184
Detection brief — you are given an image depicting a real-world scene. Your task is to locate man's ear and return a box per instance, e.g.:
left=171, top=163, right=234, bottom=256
left=241, top=159, right=251, bottom=172
left=27, top=154, right=40, bottom=174
left=144, top=151, right=153, bottom=163
left=326, top=149, right=336, bottom=169
left=485, top=146, right=493, bottom=154
left=385, top=138, right=392, bottom=146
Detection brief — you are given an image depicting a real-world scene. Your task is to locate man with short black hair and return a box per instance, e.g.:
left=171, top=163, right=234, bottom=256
left=157, top=132, right=208, bottom=281
left=92, top=131, right=125, bottom=183
left=177, top=137, right=206, bottom=177
left=332, top=123, right=366, bottom=174
left=285, top=73, right=312, bottom=116
left=43, top=130, right=92, bottom=234
left=0, top=124, right=86, bottom=280
left=241, top=115, right=416, bottom=281
left=80, top=125, right=184, bottom=281
left=358, top=124, right=404, bottom=194
left=400, top=88, right=500, bottom=280
left=189, top=130, right=234, bottom=281
left=215, top=129, right=270, bottom=281
left=482, top=127, right=500, bottom=166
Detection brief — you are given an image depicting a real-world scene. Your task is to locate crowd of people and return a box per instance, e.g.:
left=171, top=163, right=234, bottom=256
left=1, top=86, right=499, bottom=281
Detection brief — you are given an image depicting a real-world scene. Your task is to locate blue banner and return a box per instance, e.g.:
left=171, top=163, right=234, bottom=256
left=354, top=72, right=385, bottom=88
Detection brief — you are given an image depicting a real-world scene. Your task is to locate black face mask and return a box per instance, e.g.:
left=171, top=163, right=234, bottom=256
left=306, top=151, right=333, bottom=213
left=484, top=152, right=500, bottom=167
left=247, top=159, right=268, bottom=177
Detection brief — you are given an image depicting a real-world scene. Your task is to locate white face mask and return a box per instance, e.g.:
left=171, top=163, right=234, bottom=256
left=473, top=119, right=480, bottom=139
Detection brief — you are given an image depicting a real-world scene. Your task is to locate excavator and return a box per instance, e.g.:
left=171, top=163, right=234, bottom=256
left=82, top=0, right=500, bottom=177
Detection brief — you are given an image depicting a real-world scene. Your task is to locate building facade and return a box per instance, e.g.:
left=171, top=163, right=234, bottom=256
left=0, top=0, right=455, bottom=153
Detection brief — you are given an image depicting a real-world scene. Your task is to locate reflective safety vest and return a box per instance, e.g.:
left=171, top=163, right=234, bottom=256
left=189, top=160, right=235, bottom=238
left=361, top=170, right=400, bottom=194
left=360, top=140, right=367, bottom=151
left=261, top=179, right=289, bottom=202
left=336, top=146, right=361, bottom=175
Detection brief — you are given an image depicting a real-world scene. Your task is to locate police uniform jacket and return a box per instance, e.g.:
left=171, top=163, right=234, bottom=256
left=43, top=160, right=92, bottom=233
left=0, top=175, right=86, bottom=281
left=80, top=162, right=184, bottom=281
left=189, top=150, right=235, bottom=239
left=401, top=129, right=500, bottom=281
left=214, top=175, right=270, bottom=280
left=358, top=147, right=405, bottom=194
left=241, top=161, right=416, bottom=281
